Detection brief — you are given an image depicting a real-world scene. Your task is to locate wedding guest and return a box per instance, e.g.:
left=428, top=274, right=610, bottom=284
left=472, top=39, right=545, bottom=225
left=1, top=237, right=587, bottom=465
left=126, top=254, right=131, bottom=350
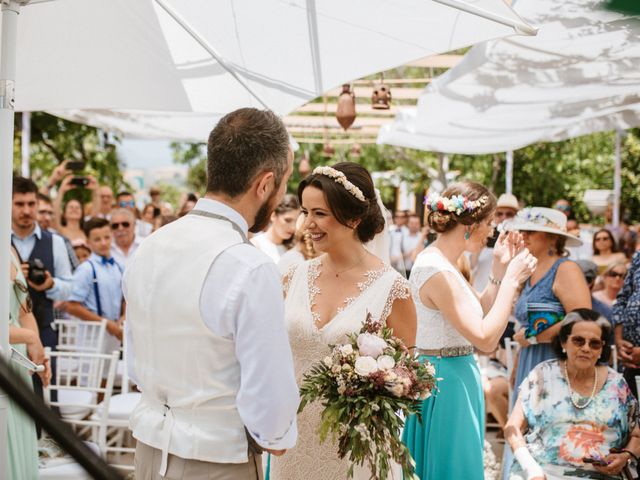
left=402, top=214, right=423, bottom=277
left=271, top=162, right=416, bottom=479
left=38, top=192, right=79, bottom=271
left=403, top=182, right=536, bottom=480
left=138, top=204, right=156, bottom=238
left=554, top=198, right=572, bottom=218
left=277, top=213, right=318, bottom=274
left=11, top=176, right=73, bottom=407
left=575, top=260, right=613, bottom=322
left=58, top=199, right=86, bottom=244
left=251, top=194, right=300, bottom=263
left=149, top=186, right=162, bottom=208
left=593, top=262, right=627, bottom=307
left=613, top=251, right=640, bottom=397
left=178, top=193, right=198, bottom=217
left=592, top=228, right=627, bottom=276
left=64, top=218, right=124, bottom=353
left=506, top=310, right=640, bottom=480
left=110, top=209, right=140, bottom=269
left=8, top=246, right=50, bottom=479
left=389, top=210, right=408, bottom=273
left=71, top=239, right=91, bottom=264
left=124, top=108, right=299, bottom=479
left=90, top=185, right=114, bottom=220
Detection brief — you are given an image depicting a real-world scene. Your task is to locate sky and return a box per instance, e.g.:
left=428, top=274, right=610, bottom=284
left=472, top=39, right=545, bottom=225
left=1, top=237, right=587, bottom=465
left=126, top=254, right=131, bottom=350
left=119, top=139, right=175, bottom=170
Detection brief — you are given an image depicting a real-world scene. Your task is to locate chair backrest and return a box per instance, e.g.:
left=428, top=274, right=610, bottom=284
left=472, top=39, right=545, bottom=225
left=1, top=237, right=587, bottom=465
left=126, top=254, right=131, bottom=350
left=54, top=318, right=107, bottom=353
left=610, top=344, right=618, bottom=372
left=636, top=375, right=640, bottom=400
left=504, top=337, right=519, bottom=412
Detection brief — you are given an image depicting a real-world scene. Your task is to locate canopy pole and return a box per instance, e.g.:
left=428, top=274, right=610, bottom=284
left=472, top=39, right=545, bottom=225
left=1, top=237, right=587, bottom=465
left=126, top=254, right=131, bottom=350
left=613, top=130, right=622, bottom=228
left=0, top=0, right=23, bottom=470
left=505, top=150, right=513, bottom=195
left=21, top=111, right=30, bottom=177
left=432, top=0, right=538, bottom=36
left=153, top=0, right=270, bottom=110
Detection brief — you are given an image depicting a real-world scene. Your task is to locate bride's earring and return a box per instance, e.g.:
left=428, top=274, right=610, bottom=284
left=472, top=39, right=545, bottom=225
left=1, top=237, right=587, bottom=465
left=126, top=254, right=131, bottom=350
left=464, top=228, right=471, bottom=241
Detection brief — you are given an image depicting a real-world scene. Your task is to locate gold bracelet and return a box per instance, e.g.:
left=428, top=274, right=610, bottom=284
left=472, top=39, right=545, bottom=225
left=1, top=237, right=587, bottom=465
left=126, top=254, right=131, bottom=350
left=488, top=274, right=502, bottom=286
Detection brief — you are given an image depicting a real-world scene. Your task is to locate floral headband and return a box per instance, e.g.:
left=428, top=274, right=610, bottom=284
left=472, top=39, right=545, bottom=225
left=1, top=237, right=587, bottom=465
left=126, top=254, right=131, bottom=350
left=424, top=192, right=489, bottom=216
left=313, top=166, right=366, bottom=202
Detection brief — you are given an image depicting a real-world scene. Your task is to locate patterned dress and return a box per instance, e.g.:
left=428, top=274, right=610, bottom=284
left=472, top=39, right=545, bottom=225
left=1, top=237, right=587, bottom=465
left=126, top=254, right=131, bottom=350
left=270, top=256, right=411, bottom=480
left=510, top=360, right=638, bottom=480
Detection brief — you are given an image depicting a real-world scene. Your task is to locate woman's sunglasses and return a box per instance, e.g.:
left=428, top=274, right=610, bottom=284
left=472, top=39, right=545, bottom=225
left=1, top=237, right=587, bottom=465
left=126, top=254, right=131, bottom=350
left=594, top=236, right=611, bottom=242
left=569, top=335, right=604, bottom=351
left=606, top=271, right=626, bottom=279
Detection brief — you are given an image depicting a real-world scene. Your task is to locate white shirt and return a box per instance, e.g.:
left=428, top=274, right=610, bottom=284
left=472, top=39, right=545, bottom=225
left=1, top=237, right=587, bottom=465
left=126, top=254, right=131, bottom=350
left=125, top=198, right=298, bottom=450
left=401, top=231, right=422, bottom=271
left=111, top=236, right=141, bottom=270
left=250, top=233, right=287, bottom=263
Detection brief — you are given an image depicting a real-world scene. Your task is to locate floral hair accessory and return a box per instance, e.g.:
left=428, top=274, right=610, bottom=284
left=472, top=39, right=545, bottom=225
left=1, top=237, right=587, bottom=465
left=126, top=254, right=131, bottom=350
left=424, top=192, right=488, bottom=216
left=313, top=166, right=366, bottom=202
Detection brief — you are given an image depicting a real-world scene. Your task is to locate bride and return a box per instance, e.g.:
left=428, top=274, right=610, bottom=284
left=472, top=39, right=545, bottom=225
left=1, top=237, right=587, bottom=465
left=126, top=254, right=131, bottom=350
left=270, top=162, right=417, bottom=479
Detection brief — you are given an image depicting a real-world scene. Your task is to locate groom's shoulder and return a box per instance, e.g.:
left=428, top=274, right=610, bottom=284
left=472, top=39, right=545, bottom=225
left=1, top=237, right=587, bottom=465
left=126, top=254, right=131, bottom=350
left=224, top=242, right=279, bottom=273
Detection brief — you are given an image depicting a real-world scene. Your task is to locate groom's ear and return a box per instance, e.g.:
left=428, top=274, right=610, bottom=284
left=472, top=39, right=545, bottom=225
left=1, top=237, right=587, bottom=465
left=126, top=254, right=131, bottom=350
left=252, top=170, right=276, bottom=202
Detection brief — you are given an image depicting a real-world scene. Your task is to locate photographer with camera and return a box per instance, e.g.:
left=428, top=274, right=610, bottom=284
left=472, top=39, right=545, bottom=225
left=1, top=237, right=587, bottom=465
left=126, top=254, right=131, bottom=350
left=11, top=177, right=73, bottom=408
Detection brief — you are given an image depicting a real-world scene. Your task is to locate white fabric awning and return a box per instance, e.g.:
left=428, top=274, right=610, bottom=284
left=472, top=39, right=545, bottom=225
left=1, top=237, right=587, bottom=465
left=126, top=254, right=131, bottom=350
left=378, top=0, right=640, bottom=154
left=6, top=0, right=535, bottom=141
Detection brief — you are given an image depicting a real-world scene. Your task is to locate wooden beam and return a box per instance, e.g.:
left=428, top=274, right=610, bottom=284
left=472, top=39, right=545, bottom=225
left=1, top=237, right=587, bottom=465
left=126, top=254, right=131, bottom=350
left=405, top=54, right=463, bottom=68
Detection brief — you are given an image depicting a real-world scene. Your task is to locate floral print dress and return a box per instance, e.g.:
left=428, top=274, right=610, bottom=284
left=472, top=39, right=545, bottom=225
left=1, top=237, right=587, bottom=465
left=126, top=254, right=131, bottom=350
left=510, top=359, right=638, bottom=479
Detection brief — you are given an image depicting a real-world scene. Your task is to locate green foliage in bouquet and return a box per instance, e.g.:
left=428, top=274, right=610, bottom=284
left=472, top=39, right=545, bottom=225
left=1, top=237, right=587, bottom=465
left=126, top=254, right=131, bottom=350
left=299, top=313, right=438, bottom=480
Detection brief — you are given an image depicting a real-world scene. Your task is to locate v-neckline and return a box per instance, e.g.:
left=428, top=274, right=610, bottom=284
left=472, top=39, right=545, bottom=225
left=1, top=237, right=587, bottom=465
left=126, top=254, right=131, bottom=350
left=527, top=258, right=562, bottom=289
left=305, top=257, right=389, bottom=331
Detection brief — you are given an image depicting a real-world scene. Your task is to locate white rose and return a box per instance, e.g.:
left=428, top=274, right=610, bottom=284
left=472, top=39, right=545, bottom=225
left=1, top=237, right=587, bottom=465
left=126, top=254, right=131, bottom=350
left=342, top=364, right=352, bottom=372
left=340, top=344, right=354, bottom=356
left=356, top=333, right=388, bottom=359
left=377, top=355, right=396, bottom=371
left=323, top=356, right=333, bottom=367
left=386, top=382, right=404, bottom=397
left=384, top=371, right=398, bottom=382
left=420, top=390, right=432, bottom=400
left=337, top=385, right=347, bottom=395
left=425, top=364, right=436, bottom=376
left=354, top=356, right=379, bottom=376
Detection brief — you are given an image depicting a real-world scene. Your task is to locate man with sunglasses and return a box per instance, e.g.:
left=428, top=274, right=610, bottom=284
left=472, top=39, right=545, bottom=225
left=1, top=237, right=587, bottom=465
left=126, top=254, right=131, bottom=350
left=110, top=209, right=140, bottom=269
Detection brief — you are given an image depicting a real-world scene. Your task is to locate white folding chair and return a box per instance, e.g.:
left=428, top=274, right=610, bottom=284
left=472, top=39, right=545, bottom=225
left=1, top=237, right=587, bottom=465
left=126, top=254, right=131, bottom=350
left=610, top=344, right=618, bottom=372
left=504, top=338, right=519, bottom=413
left=44, top=348, right=120, bottom=457
left=54, top=318, right=107, bottom=353
left=636, top=375, right=640, bottom=400
left=94, top=328, right=141, bottom=471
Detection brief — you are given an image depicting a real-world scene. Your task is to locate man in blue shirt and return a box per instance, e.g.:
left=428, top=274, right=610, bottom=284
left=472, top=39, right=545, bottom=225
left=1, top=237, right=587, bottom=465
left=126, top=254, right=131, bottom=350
left=66, top=218, right=124, bottom=354
left=11, top=177, right=73, bottom=410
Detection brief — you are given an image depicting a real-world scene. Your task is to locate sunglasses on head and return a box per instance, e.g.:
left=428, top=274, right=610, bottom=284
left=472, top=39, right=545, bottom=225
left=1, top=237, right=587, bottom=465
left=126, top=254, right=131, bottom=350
left=569, top=335, right=604, bottom=350
left=119, top=200, right=135, bottom=208
left=111, top=221, right=131, bottom=230
left=606, top=271, right=625, bottom=279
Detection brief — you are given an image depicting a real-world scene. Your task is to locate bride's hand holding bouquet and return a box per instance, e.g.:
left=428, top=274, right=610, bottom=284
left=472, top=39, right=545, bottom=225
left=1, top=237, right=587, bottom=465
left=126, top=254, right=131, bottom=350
left=299, top=314, right=438, bottom=480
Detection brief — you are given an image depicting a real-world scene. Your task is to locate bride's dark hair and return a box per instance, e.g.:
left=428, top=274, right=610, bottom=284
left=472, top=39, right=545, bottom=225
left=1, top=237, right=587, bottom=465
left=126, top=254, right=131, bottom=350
left=298, top=162, right=385, bottom=243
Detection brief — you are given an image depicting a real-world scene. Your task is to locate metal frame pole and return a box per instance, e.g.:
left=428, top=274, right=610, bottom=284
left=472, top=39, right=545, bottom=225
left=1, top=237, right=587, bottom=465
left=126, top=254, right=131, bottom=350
left=0, top=0, right=23, bottom=472
left=613, top=130, right=622, bottom=228
left=506, top=150, right=513, bottom=195
left=21, top=111, right=30, bottom=177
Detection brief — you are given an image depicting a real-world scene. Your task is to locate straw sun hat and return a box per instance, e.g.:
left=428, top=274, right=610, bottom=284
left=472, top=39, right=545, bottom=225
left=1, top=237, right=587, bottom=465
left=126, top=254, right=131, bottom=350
left=503, top=207, right=582, bottom=247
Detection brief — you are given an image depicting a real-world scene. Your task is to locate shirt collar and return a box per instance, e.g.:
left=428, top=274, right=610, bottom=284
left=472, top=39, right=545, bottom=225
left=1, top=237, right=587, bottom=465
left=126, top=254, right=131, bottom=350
left=12, top=223, right=41, bottom=240
left=89, top=252, right=115, bottom=265
left=193, top=198, right=249, bottom=235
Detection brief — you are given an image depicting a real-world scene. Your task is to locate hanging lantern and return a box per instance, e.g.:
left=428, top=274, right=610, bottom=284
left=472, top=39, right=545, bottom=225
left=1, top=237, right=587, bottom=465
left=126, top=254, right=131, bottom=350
left=371, top=76, right=391, bottom=110
left=322, top=143, right=335, bottom=158
left=335, top=84, right=356, bottom=130
left=299, top=150, right=311, bottom=176
left=350, top=143, right=361, bottom=158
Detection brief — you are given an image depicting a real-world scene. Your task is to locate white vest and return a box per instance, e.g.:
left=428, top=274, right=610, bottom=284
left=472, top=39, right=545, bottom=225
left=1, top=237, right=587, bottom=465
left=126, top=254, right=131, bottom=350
left=126, top=212, right=248, bottom=471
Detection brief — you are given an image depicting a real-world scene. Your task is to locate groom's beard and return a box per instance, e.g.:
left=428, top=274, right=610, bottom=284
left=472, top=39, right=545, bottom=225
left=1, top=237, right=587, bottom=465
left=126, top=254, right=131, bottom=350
left=249, top=190, right=278, bottom=234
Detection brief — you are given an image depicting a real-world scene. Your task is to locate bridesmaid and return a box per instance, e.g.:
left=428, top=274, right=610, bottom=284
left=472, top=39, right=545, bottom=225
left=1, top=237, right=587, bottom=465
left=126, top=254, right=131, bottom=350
left=404, top=182, right=536, bottom=479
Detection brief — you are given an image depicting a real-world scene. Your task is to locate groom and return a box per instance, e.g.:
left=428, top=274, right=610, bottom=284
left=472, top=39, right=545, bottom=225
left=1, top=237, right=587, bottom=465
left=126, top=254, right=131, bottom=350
left=124, top=108, right=299, bottom=479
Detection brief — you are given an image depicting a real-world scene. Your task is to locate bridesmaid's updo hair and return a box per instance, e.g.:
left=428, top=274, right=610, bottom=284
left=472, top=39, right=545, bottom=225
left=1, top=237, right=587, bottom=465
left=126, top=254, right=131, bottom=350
left=427, top=181, right=496, bottom=234
left=298, top=162, right=385, bottom=243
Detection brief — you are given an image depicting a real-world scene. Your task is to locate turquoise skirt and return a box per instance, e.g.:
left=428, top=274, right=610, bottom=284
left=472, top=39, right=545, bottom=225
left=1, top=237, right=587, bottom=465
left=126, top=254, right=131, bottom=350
left=403, top=354, right=485, bottom=480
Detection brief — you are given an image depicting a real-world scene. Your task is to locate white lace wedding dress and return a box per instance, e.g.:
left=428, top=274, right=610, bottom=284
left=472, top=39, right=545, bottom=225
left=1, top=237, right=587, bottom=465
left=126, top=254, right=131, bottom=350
left=270, top=256, right=410, bottom=480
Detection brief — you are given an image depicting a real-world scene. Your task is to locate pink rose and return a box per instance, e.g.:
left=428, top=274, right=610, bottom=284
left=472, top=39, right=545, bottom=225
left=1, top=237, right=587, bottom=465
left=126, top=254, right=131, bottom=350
left=356, top=333, right=388, bottom=359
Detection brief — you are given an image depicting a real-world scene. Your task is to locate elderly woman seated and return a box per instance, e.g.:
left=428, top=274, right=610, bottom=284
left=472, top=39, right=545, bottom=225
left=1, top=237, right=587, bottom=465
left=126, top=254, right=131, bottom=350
left=505, top=309, right=640, bottom=480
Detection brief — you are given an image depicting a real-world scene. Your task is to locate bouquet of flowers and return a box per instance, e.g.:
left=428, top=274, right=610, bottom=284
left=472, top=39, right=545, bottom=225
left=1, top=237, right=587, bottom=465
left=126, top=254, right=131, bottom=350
left=299, top=313, right=438, bottom=480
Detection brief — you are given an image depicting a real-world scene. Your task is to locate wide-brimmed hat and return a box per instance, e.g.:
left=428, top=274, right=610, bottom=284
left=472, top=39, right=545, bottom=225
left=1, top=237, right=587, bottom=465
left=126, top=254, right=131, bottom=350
left=503, top=207, right=582, bottom=247
left=496, top=193, right=519, bottom=211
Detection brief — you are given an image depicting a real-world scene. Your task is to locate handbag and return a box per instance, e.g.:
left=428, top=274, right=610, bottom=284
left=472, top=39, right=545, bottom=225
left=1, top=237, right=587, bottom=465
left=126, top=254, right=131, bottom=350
left=524, top=301, right=565, bottom=338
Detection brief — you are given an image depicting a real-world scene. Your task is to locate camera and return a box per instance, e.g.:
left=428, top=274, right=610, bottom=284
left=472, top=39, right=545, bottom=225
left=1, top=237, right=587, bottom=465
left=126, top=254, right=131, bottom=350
left=69, top=176, right=89, bottom=187
left=28, top=258, right=48, bottom=286
left=486, top=228, right=500, bottom=248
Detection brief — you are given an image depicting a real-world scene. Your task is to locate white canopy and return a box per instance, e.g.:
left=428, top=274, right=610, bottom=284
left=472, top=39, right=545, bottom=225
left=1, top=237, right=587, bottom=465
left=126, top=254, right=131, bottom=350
left=377, top=0, right=640, bottom=154
left=8, top=0, right=535, bottom=140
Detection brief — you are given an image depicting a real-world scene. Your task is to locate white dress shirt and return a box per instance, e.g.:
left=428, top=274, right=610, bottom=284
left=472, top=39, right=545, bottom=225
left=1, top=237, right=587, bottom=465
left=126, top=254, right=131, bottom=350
left=126, top=198, right=298, bottom=450
left=111, top=236, right=141, bottom=270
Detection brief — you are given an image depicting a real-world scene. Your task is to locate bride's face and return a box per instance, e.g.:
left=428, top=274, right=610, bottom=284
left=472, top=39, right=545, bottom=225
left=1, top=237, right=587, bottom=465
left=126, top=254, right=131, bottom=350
left=301, top=186, right=357, bottom=251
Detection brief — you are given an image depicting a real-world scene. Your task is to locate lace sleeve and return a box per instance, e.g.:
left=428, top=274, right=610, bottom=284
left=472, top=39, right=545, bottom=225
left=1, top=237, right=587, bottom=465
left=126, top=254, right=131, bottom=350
left=410, top=265, right=442, bottom=291
left=380, top=276, right=412, bottom=322
left=282, top=264, right=299, bottom=297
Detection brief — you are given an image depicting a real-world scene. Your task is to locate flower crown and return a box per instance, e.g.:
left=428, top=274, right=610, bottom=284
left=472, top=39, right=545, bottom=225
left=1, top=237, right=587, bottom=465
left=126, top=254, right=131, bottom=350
left=313, top=166, right=366, bottom=202
left=424, top=192, right=488, bottom=216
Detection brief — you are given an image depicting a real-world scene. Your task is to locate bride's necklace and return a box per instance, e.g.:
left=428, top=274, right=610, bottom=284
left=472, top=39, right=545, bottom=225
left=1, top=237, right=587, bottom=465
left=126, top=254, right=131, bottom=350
left=563, top=362, right=598, bottom=409
left=326, top=253, right=366, bottom=278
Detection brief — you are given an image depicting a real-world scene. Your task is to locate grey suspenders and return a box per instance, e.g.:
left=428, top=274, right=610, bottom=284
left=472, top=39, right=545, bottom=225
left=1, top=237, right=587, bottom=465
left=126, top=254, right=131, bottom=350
left=188, top=209, right=250, bottom=244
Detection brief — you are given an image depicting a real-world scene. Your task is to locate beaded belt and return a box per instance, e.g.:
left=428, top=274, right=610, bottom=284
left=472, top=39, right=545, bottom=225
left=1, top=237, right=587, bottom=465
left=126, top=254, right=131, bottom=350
left=417, top=345, right=474, bottom=358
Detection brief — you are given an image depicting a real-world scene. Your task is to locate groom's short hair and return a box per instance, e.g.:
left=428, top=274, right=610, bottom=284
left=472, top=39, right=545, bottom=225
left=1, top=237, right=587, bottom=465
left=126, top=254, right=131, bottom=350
left=206, top=108, right=289, bottom=198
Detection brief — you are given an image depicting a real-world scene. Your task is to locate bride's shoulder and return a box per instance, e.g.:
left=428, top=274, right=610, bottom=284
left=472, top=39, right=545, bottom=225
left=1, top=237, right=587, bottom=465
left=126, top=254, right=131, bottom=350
left=282, top=257, right=321, bottom=295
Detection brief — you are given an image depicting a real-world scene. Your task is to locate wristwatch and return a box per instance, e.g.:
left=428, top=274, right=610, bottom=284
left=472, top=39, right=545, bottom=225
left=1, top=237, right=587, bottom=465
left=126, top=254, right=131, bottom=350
left=526, top=335, right=538, bottom=345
